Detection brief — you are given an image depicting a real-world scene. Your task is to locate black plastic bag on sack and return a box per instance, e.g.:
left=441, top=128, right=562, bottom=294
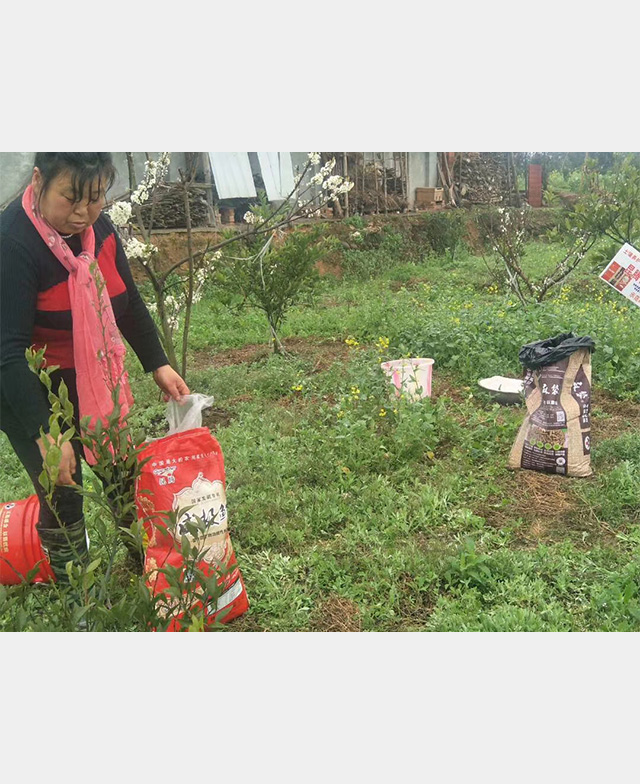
left=519, top=332, right=595, bottom=370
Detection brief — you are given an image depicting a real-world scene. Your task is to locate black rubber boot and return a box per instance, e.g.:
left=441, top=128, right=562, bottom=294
left=120, top=526, right=145, bottom=574
left=37, top=519, right=90, bottom=585
left=123, top=539, right=145, bottom=574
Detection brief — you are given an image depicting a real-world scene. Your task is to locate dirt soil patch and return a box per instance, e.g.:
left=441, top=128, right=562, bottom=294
left=591, top=392, right=640, bottom=441
left=196, top=343, right=272, bottom=368
left=129, top=230, right=225, bottom=284
left=310, top=595, right=362, bottom=632
left=201, top=407, right=235, bottom=431
left=432, top=372, right=472, bottom=405
left=477, top=469, right=615, bottom=547
left=225, top=612, right=263, bottom=632
left=192, top=337, right=350, bottom=373
left=316, top=257, right=343, bottom=278
left=283, top=337, right=350, bottom=371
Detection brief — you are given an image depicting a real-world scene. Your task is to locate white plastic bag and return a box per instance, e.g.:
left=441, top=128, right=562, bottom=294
left=165, top=393, right=215, bottom=436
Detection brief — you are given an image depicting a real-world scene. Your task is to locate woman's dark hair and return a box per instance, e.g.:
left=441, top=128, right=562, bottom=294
left=33, top=152, right=117, bottom=203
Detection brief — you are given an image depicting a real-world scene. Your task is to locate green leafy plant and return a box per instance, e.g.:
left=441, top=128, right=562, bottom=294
left=12, top=339, right=232, bottom=631
left=216, top=225, right=336, bottom=354
left=444, top=538, right=493, bottom=591
left=570, top=156, right=640, bottom=266
left=139, top=511, right=232, bottom=632
left=418, top=210, right=465, bottom=261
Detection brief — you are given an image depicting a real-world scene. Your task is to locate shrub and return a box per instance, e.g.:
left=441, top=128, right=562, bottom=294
left=414, top=210, right=466, bottom=261
left=215, top=226, right=334, bottom=352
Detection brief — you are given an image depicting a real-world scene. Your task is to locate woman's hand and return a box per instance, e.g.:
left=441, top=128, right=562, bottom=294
left=36, top=434, right=77, bottom=486
left=153, top=364, right=190, bottom=403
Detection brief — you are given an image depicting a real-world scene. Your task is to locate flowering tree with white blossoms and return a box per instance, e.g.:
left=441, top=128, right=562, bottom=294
left=108, top=152, right=353, bottom=374
left=108, top=153, right=216, bottom=374
left=480, top=206, right=597, bottom=307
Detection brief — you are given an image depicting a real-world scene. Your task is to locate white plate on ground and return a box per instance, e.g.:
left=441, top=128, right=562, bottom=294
left=478, top=375, right=524, bottom=405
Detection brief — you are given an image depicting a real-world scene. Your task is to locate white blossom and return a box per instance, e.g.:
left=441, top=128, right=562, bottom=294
left=323, top=175, right=354, bottom=197
left=322, top=175, right=342, bottom=191
left=125, top=237, right=157, bottom=262
left=107, top=201, right=132, bottom=227
left=308, top=152, right=321, bottom=165
left=131, top=152, right=171, bottom=205
left=163, top=292, right=181, bottom=331
left=131, top=188, right=148, bottom=206
left=320, top=159, right=336, bottom=175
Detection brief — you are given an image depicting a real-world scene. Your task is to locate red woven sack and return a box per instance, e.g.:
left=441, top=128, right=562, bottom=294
left=136, top=426, right=248, bottom=630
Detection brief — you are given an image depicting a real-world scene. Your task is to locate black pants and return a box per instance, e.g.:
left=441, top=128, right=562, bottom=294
left=0, top=369, right=134, bottom=532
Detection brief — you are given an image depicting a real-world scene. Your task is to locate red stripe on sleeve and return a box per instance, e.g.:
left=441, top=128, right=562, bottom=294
left=97, top=234, right=126, bottom=297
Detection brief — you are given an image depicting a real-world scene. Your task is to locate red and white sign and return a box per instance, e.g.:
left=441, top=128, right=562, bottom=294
left=600, top=243, right=640, bottom=308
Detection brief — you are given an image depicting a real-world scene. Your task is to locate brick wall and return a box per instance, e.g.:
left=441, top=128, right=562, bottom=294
left=528, top=163, right=543, bottom=207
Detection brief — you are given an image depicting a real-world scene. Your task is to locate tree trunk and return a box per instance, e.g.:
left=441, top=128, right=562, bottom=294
left=156, top=294, right=179, bottom=370
left=126, top=153, right=137, bottom=192
left=509, top=153, right=521, bottom=207
left=268, top=318, right=285, bottom=355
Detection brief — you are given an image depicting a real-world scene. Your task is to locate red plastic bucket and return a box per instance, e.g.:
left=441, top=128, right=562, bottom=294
left=0, top=496, right=54, bottom=585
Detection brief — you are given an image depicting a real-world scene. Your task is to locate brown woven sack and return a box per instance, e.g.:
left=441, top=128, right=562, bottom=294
left=508, top=335, right=594, bottom=478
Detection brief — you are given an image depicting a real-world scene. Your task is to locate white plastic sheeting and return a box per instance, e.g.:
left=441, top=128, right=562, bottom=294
left=208, top=152, right=257, bottom=199
left=256, top=152, right=295, bottom=202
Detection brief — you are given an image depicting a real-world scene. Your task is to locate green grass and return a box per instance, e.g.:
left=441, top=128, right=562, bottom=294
left=2, top=233, right=640, bottom=631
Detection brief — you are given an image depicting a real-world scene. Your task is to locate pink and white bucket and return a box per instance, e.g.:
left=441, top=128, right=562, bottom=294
left=380, top=358, right=434, bottom=402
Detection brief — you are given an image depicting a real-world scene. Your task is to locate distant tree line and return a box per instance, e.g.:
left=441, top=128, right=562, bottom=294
left=514, top=152, right=616, bottom=174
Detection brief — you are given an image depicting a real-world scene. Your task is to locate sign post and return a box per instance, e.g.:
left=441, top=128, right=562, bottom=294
left=599, top=243, right=640, bottom=307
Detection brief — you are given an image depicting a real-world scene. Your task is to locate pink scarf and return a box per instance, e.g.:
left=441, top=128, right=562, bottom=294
left=22, top=185, right=134, bottom=464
